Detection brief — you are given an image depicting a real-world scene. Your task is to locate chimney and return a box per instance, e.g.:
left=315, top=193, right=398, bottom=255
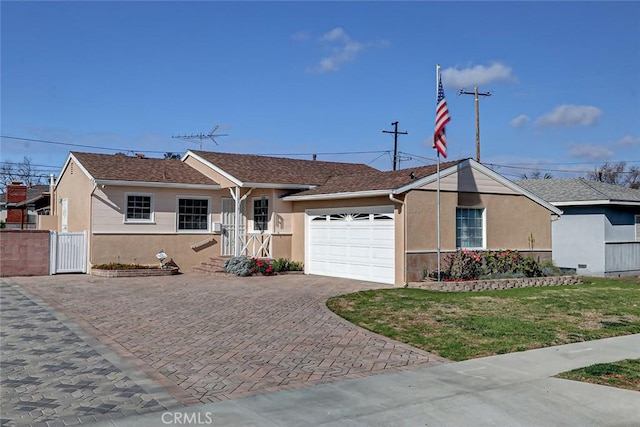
left=6, top=181, right=27, bottom=225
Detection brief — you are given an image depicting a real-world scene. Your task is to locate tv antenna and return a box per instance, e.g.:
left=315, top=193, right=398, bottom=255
left=172, top=124, right=229, bottom=150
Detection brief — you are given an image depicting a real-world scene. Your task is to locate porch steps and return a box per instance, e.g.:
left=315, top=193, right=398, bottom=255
left=193, top=257, right=231, bottom=275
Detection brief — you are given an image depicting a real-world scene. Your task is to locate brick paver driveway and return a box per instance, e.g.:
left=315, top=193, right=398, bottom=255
left=6, top=273, right=446, bottom=420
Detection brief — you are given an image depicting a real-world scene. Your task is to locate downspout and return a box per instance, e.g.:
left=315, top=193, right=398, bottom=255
left=49, top=174, right=55, bottom=217
left=87, top=181, right=98, bottom=273
left=389, top=193, right=407, bottom=287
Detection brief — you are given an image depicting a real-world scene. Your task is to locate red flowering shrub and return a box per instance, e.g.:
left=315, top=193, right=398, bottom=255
left=250, top=258, right=275, bottom=276
left=442, top=249, right=543, bottom=280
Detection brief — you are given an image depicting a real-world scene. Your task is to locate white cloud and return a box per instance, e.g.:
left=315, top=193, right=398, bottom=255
left=567, top=143, right=613, bottom=161
left=306, top=27, right=387, bottom=74
left=320, top=27, right=349, bottom=43
left=535, top=105, right=602, bottom=127
left=291, top=31, right=310, bottom=42
left=441, top=62, right=515, bottom=88
left=616, top=134, right=640, bottom=147
left=510, top=114, right=530, bottom=128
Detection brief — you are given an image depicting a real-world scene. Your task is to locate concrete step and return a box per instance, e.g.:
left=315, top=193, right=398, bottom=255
left=192, top=257, right=230, bottom=275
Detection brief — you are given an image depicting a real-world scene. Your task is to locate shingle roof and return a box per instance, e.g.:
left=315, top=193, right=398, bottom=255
left=290, top=160, right=464, bottom=196
left=189, top=151, right=378, bottom=186
left=70, top=152, right=218, bottom=185
left=516, top=178, right=640, bottom=203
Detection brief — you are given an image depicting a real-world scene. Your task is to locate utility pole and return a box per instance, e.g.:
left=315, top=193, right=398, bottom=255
left=382, top=121, right=408, bottom=171
left=459, top=87, right=491, bottom=162
left=172, top=124, right=229, bottom=150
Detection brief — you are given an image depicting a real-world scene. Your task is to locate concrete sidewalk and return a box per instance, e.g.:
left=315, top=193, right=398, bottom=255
left=89, top=334, right=640, bottom=427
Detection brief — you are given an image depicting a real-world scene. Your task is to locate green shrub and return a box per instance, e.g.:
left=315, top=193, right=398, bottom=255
left=287, top=260, right=304, bottom=271
left=272, top=257, right=304, bottom=272
left=92, top=262, right=155, bottom=270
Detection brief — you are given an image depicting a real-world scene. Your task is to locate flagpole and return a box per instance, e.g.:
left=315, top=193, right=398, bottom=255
left=436, top=63, right=441, bottom=282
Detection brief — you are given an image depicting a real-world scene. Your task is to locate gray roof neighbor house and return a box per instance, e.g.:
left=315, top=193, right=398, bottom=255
left=517, top=178, right=640, bottom=205
left=517, top=178, right=640, bottom=276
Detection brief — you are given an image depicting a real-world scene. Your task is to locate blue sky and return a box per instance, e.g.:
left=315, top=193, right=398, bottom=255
left=2, top=1, right=639, bottom=182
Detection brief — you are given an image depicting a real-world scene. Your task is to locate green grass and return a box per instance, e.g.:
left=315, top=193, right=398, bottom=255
left=327, top=277, right=640, bottom=361
left=556, top=359, right=640, bottom=391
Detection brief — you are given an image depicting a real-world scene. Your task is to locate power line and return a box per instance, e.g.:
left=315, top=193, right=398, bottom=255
left=1, top=135, right=392, bottom=159
left=1, top=135, right=170, bottom=154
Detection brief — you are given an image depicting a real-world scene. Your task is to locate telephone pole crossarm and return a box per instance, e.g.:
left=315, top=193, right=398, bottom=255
left=382, top=121, right=408, bottom=171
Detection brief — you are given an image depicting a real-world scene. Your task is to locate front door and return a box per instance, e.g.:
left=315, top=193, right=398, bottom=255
left=221, top=198, right=246, bottom=256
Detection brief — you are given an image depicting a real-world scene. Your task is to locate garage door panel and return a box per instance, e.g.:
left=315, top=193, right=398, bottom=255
left=307, top=208, right=395, bottom=285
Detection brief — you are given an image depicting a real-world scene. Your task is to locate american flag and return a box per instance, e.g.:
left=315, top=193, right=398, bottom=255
left=434, top=73, right=450, bottom=158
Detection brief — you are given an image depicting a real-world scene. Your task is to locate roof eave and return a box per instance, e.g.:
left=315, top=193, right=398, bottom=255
left=283, top=189, right=391, bottom=201
left=552, top=200, right=640, bottom=207
left=242, top=182, right=316, bottom=190
left=94, top=179, right=220, bottom=190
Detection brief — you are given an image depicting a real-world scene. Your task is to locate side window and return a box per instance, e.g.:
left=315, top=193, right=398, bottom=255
left=456, top=207, right=485, bottom=249
left=178, top=198, right=209, bottom=231
left=126, top=194, right=153, bottom=222
left=253, top=197, right=269, bottom=232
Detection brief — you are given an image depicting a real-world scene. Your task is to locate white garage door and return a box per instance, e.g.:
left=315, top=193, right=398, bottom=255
left=306, top=207, right=395, bottom=284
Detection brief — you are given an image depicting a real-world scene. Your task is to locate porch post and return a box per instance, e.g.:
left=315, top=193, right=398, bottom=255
left=233, top=186, right=241, bottom=257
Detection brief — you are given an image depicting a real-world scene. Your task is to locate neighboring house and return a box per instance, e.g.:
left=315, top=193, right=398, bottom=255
left=518, top=178, right=640, bottom=276
left=50, top=150, right=560, bottom=285
left=0, top=182, right=51, bottom=229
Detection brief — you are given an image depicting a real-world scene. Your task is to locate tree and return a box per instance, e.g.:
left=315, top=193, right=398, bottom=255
left=164, top=152, right=181, bottom=160
left=0, top=156, right=47, bottom=190
left=587, top=161, right=640, bottom=189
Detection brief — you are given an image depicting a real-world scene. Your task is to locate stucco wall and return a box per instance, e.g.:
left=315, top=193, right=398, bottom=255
left=405, top=191, right=552, bottom=252
left=91, top=233, right=222, bottom=271
left=552, top=212, right=604, bottom=275
left=54, top=158, right=94, bottom=233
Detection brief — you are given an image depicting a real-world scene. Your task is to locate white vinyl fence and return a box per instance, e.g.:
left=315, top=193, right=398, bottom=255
left=49, top=231, right=88, bottom=274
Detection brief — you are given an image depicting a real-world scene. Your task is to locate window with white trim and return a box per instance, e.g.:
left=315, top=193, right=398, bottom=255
left=456, top=207, right=485, bottom=249
left=125, top=194, right=153, bottom=222
left=178, top=198, right=209, bottom=231
left=253, top=197, right=269, bottom=232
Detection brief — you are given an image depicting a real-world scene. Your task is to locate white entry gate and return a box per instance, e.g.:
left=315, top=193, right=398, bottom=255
left=50, top=231, right=88, bottom=274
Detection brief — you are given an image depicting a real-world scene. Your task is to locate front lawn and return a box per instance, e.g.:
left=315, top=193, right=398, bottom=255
left=556, top=359, right=640, bottom=392
left=327, top=277, right=640, bottom=361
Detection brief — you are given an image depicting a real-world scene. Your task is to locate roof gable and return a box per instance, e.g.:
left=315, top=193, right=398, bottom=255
left=284, top=159, right=562, bottom=215
left=67, top=152, right=218, bottom=186
left=185, top=150, right=378, bottom=187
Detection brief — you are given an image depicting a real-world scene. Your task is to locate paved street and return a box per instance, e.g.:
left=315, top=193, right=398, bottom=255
left=2, top=273, right=445, bottom=426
